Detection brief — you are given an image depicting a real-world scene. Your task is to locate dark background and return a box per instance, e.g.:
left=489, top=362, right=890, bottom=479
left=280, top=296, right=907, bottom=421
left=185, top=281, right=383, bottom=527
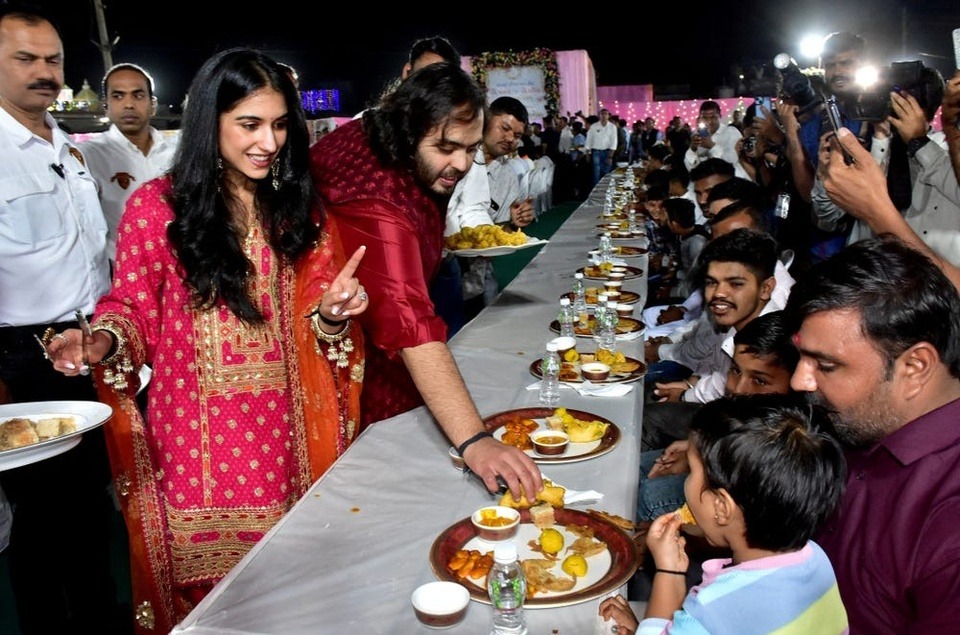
left=45, top=1, right=960, bottom=117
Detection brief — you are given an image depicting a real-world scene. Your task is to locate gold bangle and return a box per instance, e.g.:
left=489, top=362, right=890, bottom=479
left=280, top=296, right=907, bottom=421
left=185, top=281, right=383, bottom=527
left=92, top=322, right=134, bottom=392
left=309, top=314, right=354, bottom=368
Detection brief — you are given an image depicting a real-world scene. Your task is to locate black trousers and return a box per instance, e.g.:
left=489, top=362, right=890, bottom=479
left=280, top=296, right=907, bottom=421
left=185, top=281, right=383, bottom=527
left=0, top=323, right=127, bottom=634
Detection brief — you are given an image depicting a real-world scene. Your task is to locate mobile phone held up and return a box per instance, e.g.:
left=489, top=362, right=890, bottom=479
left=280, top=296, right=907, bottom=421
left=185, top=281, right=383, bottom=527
left=953, top=27, right=960, bottom=69
left=697, top=123, right=709, bottom=138
left=754, top=96, right=772, bottom=120
left=824, top=95, right=854, bottom=165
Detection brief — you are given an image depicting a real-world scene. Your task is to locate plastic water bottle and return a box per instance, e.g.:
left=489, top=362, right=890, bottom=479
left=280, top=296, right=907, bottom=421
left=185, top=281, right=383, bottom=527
left=488, top=541, right=528, bottom=635
left=572, top=273, right=588, bottom=329
left=538, top=342, right=561, bottom=407
left=599, top=232, right=614, bottom=264
left=558, top=297, right=575, bottom=338
left=593, top=300, right=609, bottom=348
left=599, top=300, right=619, bottom=351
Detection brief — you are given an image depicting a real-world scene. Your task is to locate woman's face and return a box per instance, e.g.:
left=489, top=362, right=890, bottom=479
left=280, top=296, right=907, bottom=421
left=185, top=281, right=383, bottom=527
left=218, top=87, right=288, bottom=187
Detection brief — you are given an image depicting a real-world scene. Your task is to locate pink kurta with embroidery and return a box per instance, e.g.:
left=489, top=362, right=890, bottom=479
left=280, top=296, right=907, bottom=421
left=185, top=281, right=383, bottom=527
left=98, top=177, right=318, bottom=584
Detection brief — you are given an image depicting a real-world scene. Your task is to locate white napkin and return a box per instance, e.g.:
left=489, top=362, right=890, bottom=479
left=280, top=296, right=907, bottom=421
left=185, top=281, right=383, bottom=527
left=575, top=382, right=634, bottom=398
left=589, top=255, right=628, bottom=267
left=543, top=473, right=604, bottom=506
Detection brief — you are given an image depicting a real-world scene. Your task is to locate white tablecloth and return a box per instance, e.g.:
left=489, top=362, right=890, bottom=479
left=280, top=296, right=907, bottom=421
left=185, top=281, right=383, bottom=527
left=173, top=172, right=649, bottom=634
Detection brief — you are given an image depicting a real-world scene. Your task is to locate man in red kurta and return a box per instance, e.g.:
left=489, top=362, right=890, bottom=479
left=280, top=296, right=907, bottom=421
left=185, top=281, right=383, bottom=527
left=310, top=62, right=543, bottom=500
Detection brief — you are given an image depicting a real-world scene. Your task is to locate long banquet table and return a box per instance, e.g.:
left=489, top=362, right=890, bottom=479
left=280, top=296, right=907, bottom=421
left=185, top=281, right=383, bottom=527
left=173, top=172, right=649, bottom=634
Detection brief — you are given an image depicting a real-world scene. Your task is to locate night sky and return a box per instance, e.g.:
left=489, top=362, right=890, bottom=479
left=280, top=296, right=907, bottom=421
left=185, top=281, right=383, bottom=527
left=46, top=1, right=960, bottom=116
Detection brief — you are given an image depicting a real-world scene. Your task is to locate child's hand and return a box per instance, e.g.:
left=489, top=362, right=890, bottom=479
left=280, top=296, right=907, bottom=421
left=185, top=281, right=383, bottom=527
left=646, top=512, right=689, bottom=573
left=598, top=594, right=638, bottom=634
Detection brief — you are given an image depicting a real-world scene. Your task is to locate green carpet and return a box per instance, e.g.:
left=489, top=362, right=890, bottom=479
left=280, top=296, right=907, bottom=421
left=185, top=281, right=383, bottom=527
left=493, top=201, right=579, bottom=289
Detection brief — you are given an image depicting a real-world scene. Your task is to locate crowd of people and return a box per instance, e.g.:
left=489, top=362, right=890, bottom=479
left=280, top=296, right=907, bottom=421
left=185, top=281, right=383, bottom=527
left=2, top=1, right=960, bottom=633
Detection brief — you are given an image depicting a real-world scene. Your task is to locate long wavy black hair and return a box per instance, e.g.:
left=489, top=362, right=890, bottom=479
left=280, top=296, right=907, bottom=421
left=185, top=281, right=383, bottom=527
left=362, top=61, right=485, bottom=170
left=167, top=47, right=319, bottom=323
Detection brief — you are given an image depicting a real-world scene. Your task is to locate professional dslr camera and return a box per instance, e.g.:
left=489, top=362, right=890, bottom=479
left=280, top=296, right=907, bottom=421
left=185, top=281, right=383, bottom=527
left=772, top=53, right=827, bottom=121
left=844, top=60, right=939, bottom=121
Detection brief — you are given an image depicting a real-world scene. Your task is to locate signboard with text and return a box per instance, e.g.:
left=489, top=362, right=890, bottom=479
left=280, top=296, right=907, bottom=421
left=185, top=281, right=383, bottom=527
left=486, top=65, right=547, bottom=121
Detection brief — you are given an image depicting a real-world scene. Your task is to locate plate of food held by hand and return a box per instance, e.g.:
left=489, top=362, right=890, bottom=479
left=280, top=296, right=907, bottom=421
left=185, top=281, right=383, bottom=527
left=483, top=407, right=620, bottom=464
left=0, top=400, right=113, bottom=471
left=430, top=506, right=638, bottom=608
left=444, top=225, right=548, bottom=257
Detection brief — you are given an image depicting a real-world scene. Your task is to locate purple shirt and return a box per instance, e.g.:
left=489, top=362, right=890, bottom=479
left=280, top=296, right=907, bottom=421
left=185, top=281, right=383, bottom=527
left=817, top=396, right=960, bottom=633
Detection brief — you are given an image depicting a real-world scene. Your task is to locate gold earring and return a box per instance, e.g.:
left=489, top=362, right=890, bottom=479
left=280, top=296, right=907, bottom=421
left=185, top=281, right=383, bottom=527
left=271, top=161, right=280, bottom=190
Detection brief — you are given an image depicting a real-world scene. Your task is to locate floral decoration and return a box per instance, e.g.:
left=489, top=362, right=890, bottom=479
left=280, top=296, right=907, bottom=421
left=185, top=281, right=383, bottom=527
left=471, top=48, right=560, bottom=116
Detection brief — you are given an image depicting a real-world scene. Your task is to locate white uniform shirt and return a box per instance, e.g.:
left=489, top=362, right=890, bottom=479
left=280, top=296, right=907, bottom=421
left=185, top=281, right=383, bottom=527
left=0, top=108, right=110, bottom=326
left=683, top=123, right=748, bottom=180
left=584, top=121, right=618, bottom=153
left=79, top=124, right=178, bottom=259
left=445, top=150, right=493, bottom=236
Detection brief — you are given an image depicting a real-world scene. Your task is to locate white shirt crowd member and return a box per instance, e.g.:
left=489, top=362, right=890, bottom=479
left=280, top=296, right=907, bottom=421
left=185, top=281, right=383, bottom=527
left=584, top=118, right=618, bottom=154
left=79, top=124, right=179, bottom=260
left=684, top=122, right=748, bottom=180
left=0, top=107, right=110, bottom=327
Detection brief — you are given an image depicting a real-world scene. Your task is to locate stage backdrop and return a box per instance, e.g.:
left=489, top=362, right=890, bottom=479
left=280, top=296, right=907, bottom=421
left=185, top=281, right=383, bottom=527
left=461, top=49, right=596, bottom=124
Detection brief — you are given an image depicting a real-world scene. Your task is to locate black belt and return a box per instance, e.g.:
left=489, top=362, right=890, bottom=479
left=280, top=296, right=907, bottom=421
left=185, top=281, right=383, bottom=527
left=0, top=319, right=89, bottom=349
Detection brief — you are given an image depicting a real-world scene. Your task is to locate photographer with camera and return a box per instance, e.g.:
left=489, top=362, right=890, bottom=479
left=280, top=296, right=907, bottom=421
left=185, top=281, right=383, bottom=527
left=776, top=31, right=892, bottom=265
left=818, top=66, right=960, bottom=267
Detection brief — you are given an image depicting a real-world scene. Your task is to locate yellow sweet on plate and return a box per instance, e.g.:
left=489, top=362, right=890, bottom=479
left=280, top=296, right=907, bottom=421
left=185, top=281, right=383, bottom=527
left=538, top=528, right=564, bottom=555
left=561, top=553, right=588, bottom=577
left=565, top=419, right=609, bottom=443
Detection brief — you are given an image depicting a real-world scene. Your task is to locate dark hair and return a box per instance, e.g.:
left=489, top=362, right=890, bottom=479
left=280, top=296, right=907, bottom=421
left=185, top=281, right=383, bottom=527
left=667, top=163, right=690, bottom=188
left=363, top=62, right=485, bottom=168
left=785, top=235, right=960, bottom=378
left=734, top=311, right=798, bottom=372
left=647, top=144, right=672, bottom=163
left=0, top=1, right=59, bottom=33
left=916, top=66, right=946, bottom=122
left=689, top=157, right=735, bottom=182
left=709, top=200, right=770, bottom=235
left=695, top=228, right=778, bottom=286
left=706, top=176, right=766, bottom=208
left=820, top=31, right=866, bottom=64
left=100, top=62, right=155, bottom=99
left=699, top=100, right=721, bottom=114
left=489, top=96, right=529, bottom=126
left=167, top=47, right=317, bottom=323
left=664, top=197, right=695, bottom=229
left=690, top=394, right=846, bottom=551
left=408, top=35, right=460, bottom=67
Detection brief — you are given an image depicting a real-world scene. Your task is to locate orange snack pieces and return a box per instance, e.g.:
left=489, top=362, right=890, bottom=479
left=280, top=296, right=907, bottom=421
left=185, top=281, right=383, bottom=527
left=676, top=503, right=697, bottom=525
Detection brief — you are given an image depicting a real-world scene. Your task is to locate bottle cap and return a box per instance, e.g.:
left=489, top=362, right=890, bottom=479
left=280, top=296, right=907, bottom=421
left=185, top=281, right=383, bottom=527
left=545, top=342, right=558, bottom=352
left=560, top=298, right=570, bottom=306
left=575, top=272, right=583, bottom=279
left=493, top=541, right=519, bottom=563
left=607, top=301, right=618, bottom=308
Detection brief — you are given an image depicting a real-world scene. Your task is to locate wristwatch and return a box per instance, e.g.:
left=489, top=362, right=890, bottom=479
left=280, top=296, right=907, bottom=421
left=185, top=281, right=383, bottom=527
left=906, top=136, right=930, bottom=158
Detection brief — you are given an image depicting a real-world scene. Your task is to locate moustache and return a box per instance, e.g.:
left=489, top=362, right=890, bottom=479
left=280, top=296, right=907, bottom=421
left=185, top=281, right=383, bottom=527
left=28, top=80, right=61, bottom=92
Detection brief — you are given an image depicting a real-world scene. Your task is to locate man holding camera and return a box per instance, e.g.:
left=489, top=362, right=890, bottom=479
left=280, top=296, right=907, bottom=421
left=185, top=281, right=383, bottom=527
left=778, top=31, right=887, bottom=264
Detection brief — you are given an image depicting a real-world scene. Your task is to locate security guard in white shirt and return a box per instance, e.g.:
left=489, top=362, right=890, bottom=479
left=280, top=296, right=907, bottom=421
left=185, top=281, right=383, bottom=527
left=0, top=4, right=126, bottom=632
left=79, top=62, right=179, bottom=263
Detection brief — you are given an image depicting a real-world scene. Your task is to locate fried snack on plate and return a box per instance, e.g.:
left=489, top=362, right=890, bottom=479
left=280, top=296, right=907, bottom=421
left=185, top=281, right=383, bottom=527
left=447, top=549, right=493, bottom=581
left=521, top=559, right=576, bottom=597
left=676, top=503, right=697, bottom=525
left=499, top=480, right=566, bottom=509
left=585, top=508, right=636, bottom=532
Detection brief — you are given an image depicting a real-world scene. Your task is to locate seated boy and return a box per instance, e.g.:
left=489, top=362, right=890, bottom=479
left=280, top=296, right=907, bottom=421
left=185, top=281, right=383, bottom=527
left=637, top=310, right=796, bottom=521
left=602, top=394, right=848, bottom=634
